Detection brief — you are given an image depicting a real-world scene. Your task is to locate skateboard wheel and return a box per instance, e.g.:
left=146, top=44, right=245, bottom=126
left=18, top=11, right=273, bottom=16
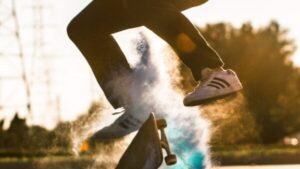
left=156, top=119, right=167, bottom=129
left=165, top=154, right=177, bottom=165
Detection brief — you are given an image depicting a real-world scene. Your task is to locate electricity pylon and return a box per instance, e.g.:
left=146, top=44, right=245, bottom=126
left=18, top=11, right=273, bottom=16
left=0, top=0, right=32, bottom=116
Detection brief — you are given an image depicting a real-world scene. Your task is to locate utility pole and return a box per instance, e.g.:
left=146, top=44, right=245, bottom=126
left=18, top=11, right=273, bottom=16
left=12, top=0, right=32, bottom=116
left=0, top=0, right=32, bottom=117
left=32, top=0, right=61, bottom=126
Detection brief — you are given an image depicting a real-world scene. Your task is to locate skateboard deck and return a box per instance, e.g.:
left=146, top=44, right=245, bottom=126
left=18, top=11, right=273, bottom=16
left=116, top=113, right=176, bottom=169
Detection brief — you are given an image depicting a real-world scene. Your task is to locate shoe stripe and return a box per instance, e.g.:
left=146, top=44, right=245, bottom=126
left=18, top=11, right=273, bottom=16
left=131, top=117, right=143, bottom=124
left=211, top=81, right=226, bottom=88
left=128, top=115, right=143, bottom=125
left=213, top=77, right=230, bottom=87
left=118, top=114, right=143, bottom=129
left=118, top=115, right=135, bottom=129
left=124, top=118, right=140, bottom=126
left=119, top=119, right=139, bottom=129
left=119, top=121, right=129, bottom=129
left=207, top=84, right=221, bottom=89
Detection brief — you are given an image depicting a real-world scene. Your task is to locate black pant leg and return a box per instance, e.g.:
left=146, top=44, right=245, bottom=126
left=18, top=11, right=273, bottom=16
left=143, top=1, right=224, bottom=80
left=67, top=0, right=140, bottom=108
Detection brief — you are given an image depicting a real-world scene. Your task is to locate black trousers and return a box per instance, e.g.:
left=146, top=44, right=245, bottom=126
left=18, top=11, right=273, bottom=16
left=67, top=0, right=223, bottom=108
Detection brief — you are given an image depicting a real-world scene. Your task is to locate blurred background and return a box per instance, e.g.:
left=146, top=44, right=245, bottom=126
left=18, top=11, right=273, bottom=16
left=1, top=0, right=300, bottom=168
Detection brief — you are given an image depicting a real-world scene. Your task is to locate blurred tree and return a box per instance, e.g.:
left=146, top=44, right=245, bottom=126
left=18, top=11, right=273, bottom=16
left=197, top=21, right=298, bottom=143
left=0, top=114, right=71, bottom=156
left=0, top=120, right=3, bottom=132
left=0, top=113, right=30, bottom=149
left=203, top=94, right=259, bottom=145
left=0, top=101, right=105, bottom=156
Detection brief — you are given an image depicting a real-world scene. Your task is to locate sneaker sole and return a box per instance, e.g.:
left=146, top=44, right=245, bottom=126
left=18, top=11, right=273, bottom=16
left=184, top=90, right=241, bottom=106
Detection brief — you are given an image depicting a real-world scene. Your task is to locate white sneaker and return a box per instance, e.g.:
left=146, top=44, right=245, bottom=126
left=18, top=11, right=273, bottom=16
left=89, top=108, right=149, bottom=142
left=183, top=68, right=243, bottom=106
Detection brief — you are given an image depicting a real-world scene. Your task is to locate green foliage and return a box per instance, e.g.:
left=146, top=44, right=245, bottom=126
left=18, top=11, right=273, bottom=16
left=204, top=94, right=259, bottom=145
left=0, top=101, right=104, bottom=157
left=198, top=21, right=299, bottom=143
left=0, top=114, right=71, bottom=156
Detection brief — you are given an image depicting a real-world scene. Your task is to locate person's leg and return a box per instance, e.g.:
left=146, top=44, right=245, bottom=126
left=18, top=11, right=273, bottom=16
left=68, top=0, right=154, bottom=141
left=143, top=1, right=223, bottom=81
left=142, top=0, right=242, bottom=106
left=67, top=0, right=139, bottom=108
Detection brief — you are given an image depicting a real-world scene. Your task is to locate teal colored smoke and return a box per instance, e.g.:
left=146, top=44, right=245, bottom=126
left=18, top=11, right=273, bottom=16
left=133, top=32, right=208, bottom=169
left=166, top=124, right=205, bottom=169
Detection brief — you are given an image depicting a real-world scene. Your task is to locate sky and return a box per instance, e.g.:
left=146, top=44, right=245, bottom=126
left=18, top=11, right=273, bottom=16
left=0, top=0, right=300, bottom=128
left=185, top=0, right=300, bottom=64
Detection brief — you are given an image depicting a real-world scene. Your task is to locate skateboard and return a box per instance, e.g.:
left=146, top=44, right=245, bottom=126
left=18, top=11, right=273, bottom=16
left=116, top=113, right=177, bottom=169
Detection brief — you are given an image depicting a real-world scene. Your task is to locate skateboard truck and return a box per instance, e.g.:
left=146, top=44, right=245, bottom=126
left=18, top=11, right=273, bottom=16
left=156, top=119, right=177, bottom=166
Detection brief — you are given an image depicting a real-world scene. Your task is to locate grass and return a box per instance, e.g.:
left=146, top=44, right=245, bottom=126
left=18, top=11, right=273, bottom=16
left=1, top=145, right=300, bottom=165
left=211, top=144, right=300, bottom=157
left=0, top=155, right=93, bottom=163
left=211, top=144, right=300, bottom=165
left=0, top=148, right=72, bottom=158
